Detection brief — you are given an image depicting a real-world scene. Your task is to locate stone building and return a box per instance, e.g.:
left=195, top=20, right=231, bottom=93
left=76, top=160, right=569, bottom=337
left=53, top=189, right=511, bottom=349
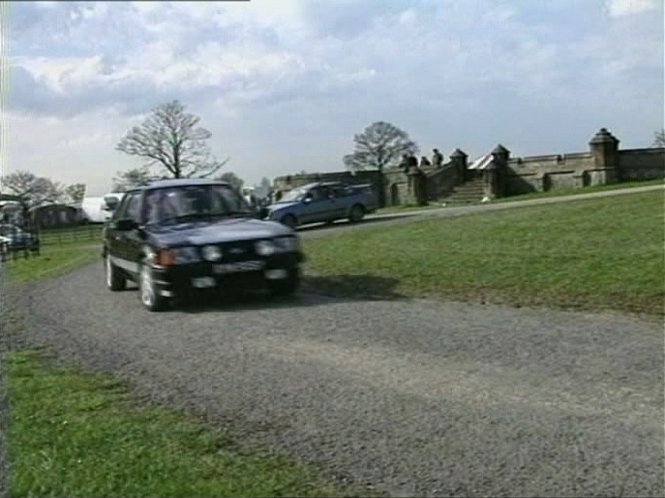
left=272, top=129, right=664, bottom=207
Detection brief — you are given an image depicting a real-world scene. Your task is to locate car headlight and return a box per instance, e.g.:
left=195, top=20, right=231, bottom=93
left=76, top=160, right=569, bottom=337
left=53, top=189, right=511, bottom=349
left=201, top=245, right=222, bottom=262
left=255, top=240, right=276, bottom=256
left=273, top=236, right=300, bottom=252
left=172, top=246, right=203, bottom=264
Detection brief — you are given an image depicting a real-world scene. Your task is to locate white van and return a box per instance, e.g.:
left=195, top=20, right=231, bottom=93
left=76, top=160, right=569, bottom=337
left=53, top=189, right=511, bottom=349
left=80, top=193, right=124, bottom=223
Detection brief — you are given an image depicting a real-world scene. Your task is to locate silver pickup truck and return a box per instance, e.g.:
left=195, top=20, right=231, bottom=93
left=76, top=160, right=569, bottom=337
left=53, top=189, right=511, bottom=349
left=263, top=181, right=379, bottom=228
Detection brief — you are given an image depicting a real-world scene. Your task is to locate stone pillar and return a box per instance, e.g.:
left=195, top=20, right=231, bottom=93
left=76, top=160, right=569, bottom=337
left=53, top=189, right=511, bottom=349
left=450, top=148, right=468, bottom=184
left=406, top=166, right=427, bottom=206
left=589, top=128, right=620, bottom=185
left=486, top=144, right=510, bottom=198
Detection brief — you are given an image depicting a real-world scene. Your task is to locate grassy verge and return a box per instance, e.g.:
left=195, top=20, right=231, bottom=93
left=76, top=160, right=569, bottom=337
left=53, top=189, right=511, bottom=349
left=6, top=241, right=100, bottom=283
left=7, top=350, right=341, bottom=498
left=4, top=242, right=353, bottom=497
left=493, top=178, right=664, bottom=203
left=303, top=190, right=664, bottom=315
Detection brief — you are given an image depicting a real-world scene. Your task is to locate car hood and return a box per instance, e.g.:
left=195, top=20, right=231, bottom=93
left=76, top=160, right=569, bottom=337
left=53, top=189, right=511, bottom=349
left=147, top=217, right=293, bottom=247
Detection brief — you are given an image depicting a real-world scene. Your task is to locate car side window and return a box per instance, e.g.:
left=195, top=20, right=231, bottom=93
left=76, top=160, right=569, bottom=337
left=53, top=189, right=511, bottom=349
left=310, top=187, right=330, bottom=200
left=112, top=195, right=130, bottom=220
left=125, top=193, right=142, bottom=222
left=331, top=186, right=348, bottom=198
left=114, top=192, right=140, bottom=222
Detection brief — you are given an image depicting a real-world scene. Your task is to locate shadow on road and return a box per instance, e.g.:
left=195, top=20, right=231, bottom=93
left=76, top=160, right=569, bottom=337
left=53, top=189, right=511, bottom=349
left=301, top=273, right=406, bottom=300
left=173, top=273, right=405, bottom=314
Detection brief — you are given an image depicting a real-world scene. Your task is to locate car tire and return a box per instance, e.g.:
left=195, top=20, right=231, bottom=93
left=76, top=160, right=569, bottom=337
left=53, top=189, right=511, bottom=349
left=105, top=254, right=126, bottom=291
left=348, top=204, right=365, bottom=223
left=280, top=214, right=298, bottom=229
left=138, top=261, right=168, bottom=311
left=267, top=268, right=300, bottom=297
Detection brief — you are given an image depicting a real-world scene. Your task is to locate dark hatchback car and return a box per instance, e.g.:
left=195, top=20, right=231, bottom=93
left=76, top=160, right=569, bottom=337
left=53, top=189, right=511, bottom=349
left=102, top=179, right=305, bottom=311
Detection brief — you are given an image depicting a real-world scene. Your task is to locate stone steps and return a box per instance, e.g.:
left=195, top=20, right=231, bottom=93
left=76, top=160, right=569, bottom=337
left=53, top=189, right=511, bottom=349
left=442, top=179, right=486, bottom=204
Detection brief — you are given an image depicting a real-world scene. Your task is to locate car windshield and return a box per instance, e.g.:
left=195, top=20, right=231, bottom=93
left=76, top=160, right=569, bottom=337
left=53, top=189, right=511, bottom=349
left=144, top=185, right=254, bottom=225
left=279, top=187, right=309, bottom=202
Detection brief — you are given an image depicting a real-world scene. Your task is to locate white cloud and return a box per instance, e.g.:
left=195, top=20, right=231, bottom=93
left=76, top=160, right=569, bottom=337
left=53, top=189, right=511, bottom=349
left=606, top=0, right=659, bottom=17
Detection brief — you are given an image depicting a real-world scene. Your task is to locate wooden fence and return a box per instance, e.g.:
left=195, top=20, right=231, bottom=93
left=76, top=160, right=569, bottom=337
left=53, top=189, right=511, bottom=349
left=38, top=224, right=105, bottom=246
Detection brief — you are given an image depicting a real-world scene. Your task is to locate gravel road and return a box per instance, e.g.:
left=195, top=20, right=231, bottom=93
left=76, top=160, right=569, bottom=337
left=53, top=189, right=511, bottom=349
left=5, top=258, right=663, bottom=497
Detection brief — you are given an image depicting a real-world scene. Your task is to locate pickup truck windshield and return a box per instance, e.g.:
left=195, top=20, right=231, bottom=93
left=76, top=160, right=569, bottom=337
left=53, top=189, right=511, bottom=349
left=144, top=185, right=254, bottom=225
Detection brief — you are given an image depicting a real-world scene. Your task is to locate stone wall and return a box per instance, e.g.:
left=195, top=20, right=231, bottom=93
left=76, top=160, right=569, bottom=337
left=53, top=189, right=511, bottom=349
left=619, top=148, right=665, bottom=181
left=497, top=129, right=664, bottom=196
left=505, top=153, right=594, bottom=194
left=270, top=128, right=664, bottom=207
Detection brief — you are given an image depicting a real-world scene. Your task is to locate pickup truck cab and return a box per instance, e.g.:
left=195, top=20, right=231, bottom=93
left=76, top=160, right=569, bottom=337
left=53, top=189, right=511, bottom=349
left=264, top=181, right=378, bottom=229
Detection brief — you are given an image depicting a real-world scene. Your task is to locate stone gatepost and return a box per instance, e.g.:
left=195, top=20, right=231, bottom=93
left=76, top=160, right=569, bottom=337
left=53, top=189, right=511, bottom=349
left=406, top=166, right=428, bottom=206
left=589, top=128, right=620, bottom=185
left=450, top=148, right=468, bottom=184
left=485, top=144, right=510, bottom=198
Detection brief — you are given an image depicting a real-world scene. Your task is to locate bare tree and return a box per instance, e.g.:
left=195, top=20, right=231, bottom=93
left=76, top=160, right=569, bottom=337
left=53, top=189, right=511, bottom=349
left=1, top=171, right=62, bottom=205
left=652, top=129, right=665, bottom=147
left=116, top=100, right=228, bottom=179
left=112, top=167, right=153, bottom=192
left=63, top=183, right=87, bottom=204
left=216, top=171, right=244, bottom=192
left=343, top=121, right=419, bottom=172
left=343, top=121, right=419, bottom=206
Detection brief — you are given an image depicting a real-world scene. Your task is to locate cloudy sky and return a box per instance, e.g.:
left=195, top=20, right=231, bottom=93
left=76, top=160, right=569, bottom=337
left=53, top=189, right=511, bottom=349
left=2, top=0, right=663, bottom=196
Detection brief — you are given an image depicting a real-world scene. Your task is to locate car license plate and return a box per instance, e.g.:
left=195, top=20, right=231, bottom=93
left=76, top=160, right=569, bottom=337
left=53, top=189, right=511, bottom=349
left=213, top=260, right=265, bottom=274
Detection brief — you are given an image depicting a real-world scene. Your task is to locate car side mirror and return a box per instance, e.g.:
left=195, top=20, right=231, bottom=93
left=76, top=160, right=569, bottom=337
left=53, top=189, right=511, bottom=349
left=303, top=197, right=312, bottom=204
left=116, top=218, right=137, bottom=231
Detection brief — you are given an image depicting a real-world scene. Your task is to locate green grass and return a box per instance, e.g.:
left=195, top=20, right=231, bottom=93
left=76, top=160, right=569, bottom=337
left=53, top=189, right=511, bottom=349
left=494, top=178, right=664, bottom=203
left=7, top=350, right=343, bottom=498
left=6, top=241, right=100, bottom=283
left=303, top=190, right=665, bottom=315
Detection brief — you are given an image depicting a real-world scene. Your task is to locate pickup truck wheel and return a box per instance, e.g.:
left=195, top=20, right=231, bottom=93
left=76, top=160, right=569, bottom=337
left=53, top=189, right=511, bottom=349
left=105, top=254, right=126, bottom=291
left=139, top=261, right=168, bottom=312
left=349, top=204, right=365, bottom=223
left=268, top=268, right=300, bottom=297
left=280, top=214, right=297, bottom=229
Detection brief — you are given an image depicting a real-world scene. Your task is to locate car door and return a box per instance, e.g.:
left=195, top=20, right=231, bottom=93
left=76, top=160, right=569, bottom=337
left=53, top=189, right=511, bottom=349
left=329, top=185, right=350, bottom=219
left=108, top=191, right=142, bottom=277
left=106, top=194, right=129, bottom=263
left=303, top=186, right=337, bottom=224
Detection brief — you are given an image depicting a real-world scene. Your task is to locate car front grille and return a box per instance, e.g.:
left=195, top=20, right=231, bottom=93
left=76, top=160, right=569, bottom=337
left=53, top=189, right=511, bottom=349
left=219, top=240, right=257, bottom=262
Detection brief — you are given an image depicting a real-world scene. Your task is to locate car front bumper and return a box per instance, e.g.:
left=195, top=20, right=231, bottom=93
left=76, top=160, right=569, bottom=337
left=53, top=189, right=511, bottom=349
left=148, top=251, right=304, bottom=298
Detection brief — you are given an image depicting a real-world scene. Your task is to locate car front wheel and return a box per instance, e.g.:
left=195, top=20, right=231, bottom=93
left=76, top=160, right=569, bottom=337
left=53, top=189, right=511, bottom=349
left=348, top=204, right=365, bottom=223
left=105, top=254, right=126, bottom=291
left=139, top=261, right=168, bottom=311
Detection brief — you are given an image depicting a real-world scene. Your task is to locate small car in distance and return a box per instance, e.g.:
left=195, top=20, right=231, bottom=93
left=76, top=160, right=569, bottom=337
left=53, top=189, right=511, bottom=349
left=0, top=223, right=40, bottom=253
left=263, top=181, right=378, bottom=229
left=102, top=179, right=305, bottom=311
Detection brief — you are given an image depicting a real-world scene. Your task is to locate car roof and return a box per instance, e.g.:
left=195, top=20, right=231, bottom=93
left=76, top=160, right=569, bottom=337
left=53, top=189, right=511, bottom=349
left=298, top=181, right=344, bottom=189
left=141, top=178, right=232, bottom=191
